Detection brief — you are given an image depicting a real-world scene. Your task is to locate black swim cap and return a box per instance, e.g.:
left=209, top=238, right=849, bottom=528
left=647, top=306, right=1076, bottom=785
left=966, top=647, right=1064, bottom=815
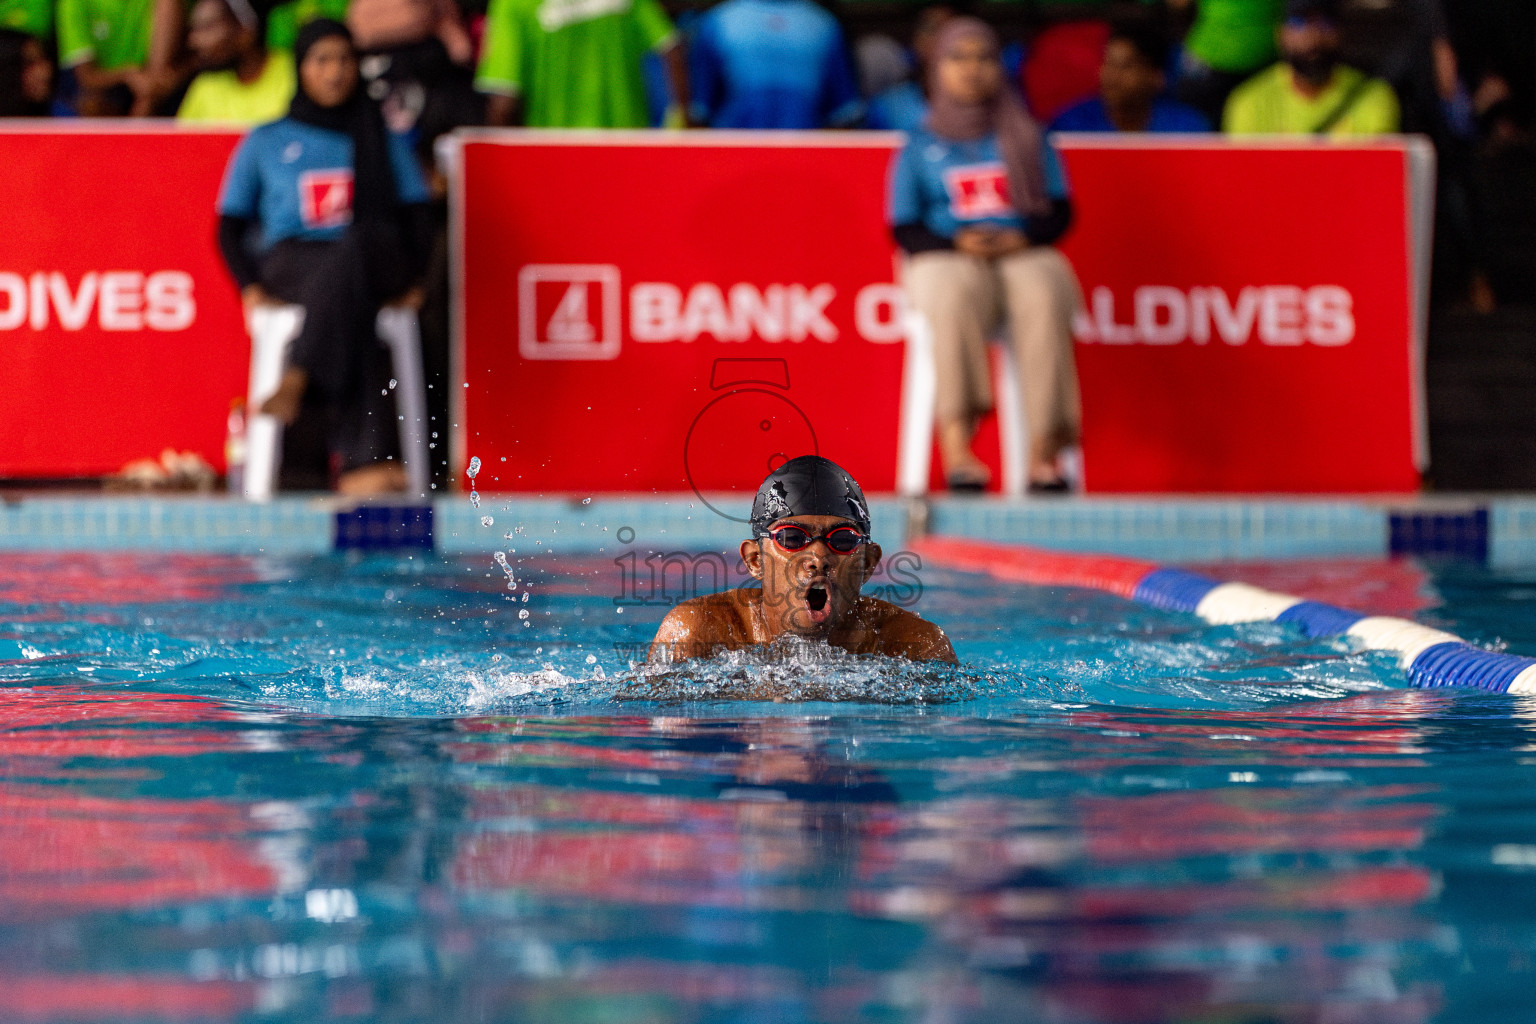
left=750, top=456, right=871, bottom=538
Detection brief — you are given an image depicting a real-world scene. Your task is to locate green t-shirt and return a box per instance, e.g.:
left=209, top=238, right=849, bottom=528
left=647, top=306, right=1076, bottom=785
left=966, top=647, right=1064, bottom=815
left=0, top=0, right=50, bottom=39
left=474, top=0, right=675, bottom=128
left=1184, top=0, right=1284, bottom=74
left=265, top=0, right=350, bottom=51
left=1222, top=63, right=1401, bottom=136
left=57, top=0, right=154, bottom=68
left=177, top=49, right=295, bottom=123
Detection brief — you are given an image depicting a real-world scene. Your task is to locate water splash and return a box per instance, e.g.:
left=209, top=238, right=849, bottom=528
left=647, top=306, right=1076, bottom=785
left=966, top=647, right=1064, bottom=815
left=492, top=551, right=516, bottom=590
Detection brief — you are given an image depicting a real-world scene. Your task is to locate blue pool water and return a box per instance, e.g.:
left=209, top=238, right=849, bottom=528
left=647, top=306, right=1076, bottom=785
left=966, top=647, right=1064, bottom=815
left=2, top=545, right=1536, bottom=1022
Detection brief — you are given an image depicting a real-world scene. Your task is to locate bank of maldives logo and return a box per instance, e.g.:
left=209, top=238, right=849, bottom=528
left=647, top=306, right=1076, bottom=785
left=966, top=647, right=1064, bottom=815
left=518, top=264, right=622, bottom=360
left=298, top=169, right=354, bottom=229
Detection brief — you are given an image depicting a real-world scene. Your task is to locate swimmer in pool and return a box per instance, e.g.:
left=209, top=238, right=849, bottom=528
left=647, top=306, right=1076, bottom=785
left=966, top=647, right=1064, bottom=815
left=648, top=456, right=957, bottom=665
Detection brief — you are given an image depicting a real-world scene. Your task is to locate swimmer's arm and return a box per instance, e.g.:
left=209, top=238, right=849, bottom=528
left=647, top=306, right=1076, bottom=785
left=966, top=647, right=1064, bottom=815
left=646, top=598, right=737, bottom=665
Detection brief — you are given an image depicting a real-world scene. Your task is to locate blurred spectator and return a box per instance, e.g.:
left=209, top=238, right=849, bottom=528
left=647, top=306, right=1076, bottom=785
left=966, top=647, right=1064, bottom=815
left=855, top=33, right=909, bottom=102
left=474, top=0, right=687, bottom=127
left=178, top=0, right=295, bottom=123
left=350, top=0, right=482, bottom=154
left=889, top=18, right=1082, bottom=492
left=1051, top=17, right=1210, bottom=132
left=1446, top=1, right=1536, bottom=125
left=218, top=20, right=434, bottom=495
left=58, top=0, right=155, bottom=114
left=1338, top=0, right=1458, bottom=137
left=1171, top=0, right=1284, bottom=124
left=1019, top=16, right=1111, bottom=123
left=866, top=3, right=953, bottom=132
left=1223, top=0, right=1399, bottom=135
left=0, top=0, right=48, bottom=40
left=348, top=0, right=471, bottom=64
left=688, top=0, right=863, bottom=129
left=0, top=27, right=52, bottom=114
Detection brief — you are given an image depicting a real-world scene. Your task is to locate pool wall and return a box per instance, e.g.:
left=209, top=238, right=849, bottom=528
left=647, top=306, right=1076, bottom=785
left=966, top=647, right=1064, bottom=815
left=1, top=494, right=1532, bottom=565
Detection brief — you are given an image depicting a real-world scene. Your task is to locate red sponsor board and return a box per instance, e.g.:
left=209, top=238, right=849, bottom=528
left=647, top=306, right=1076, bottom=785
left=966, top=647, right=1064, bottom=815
left=0, top=126, right=245, bottom=477
left=455, top=132, right=908, bottom=500
left=458, top=133, right=1426, bottom=495
left=1055, top=137, right=1426, bottom=493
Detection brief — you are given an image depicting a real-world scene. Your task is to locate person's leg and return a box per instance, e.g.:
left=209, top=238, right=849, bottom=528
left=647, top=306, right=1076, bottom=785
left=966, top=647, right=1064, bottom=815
left=997, top=246, right=1083, bottom=486
left=261, top=224, right=417, bottom=492
left=903, top=250, right=1000, bottom=487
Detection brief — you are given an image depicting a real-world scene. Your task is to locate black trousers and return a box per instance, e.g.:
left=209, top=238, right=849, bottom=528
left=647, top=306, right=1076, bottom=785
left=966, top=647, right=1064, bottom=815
left=259, top=226, right=418, bottom=474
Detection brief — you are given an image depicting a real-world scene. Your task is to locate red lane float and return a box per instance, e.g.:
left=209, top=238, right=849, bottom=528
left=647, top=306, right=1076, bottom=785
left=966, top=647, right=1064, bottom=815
left=909, top=536, right=1154, bottom=599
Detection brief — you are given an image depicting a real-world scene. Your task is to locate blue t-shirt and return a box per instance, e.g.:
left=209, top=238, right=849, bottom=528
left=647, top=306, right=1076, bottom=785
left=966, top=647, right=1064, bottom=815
left=217, top=118, right=431, bottom=249
left=888, top=127, right=1070, bottom=239
left=1049, top=96, right=1212, bottom=133
left=866, top=79, right=926, bottom=132
left=688, top=0, right=863, bottom=129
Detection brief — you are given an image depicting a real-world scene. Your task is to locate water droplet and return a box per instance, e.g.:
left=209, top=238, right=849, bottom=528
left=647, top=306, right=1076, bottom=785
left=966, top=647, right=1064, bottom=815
left=492, top=551, right=516, bottom=590
left=466, top=456, right=481, bottom=479
left=535, top=647, right=543, bottom=654
left=469, top=491, right=480, bottom=508
left=518, top=609, right=529, bottom=619
left=581, top=497, right=591, bottom=505
left=388, top=378, right=398, bottom=390
left=480, top=515, right=494, bottom=528
left=520, top=591, right=529, bottom=603
left=523, top=621, right=531, bottom=628
left=585, top=654, right=597, bottom=665
left=615, top=607, right=624, bottom=614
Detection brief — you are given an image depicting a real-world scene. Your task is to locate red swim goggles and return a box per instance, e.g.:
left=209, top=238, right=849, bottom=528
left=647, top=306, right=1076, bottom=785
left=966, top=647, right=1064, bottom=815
left=768, top=524, right=870, bottom=554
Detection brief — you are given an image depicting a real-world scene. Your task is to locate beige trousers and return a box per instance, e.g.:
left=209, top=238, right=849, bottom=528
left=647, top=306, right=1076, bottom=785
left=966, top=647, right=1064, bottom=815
left=903, top=247, right=1084, bottom=457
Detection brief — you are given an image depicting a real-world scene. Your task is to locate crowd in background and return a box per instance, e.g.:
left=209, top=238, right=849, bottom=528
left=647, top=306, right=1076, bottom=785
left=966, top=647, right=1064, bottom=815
left=1, top=0, right=1533, bottom=308
left=2, top=0, right=1534, bottom=493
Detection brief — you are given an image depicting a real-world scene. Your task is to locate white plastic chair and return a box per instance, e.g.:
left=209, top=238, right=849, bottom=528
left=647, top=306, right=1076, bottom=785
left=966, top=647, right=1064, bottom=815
left=244, top=304, right=431, bottom=500
left=897, top=311, right=1030, bottom=497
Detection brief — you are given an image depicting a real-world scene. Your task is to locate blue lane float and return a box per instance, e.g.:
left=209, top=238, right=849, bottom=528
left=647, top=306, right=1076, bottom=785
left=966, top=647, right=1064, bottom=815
left=915, top=537, right=1536, bottom=695
left=1126, top=565, right=1536, bottom=695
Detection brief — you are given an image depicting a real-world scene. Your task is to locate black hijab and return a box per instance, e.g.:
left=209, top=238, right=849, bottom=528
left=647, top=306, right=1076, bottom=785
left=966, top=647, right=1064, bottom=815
left=289, top=18, right=398, bottom=221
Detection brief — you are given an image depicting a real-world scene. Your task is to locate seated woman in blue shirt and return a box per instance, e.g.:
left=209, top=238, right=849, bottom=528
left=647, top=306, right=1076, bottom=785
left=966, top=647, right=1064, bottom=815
left=889, top=17, right=1083, bottom=492
left=216, top=19, right=432, bottom=495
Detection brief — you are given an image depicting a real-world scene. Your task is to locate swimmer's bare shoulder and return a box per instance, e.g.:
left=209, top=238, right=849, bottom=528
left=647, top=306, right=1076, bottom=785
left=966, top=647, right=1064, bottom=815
left=647, top=589, right=757, bottom=664
left=857, top=596, right=958, bottom=664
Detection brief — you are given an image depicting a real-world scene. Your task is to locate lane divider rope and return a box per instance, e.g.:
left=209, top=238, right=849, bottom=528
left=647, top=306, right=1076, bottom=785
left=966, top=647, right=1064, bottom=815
left=911, top=537, right=1536, bottom=694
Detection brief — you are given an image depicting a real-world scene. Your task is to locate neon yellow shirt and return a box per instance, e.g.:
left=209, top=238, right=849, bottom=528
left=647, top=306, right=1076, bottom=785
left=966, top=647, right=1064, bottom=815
left=57, top=0, right=154, bottom=69
left=474, top=0, right=675, bottom=128
left=1223, top=63, right=1401, bottom=137
left=177, top=50, right=296, bottom=125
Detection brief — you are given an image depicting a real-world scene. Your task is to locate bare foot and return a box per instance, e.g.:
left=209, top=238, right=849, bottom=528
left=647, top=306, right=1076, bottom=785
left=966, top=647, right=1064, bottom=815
left=337, top=462, right=408, bottom=496
left=259, top=368, right=308, bottom=426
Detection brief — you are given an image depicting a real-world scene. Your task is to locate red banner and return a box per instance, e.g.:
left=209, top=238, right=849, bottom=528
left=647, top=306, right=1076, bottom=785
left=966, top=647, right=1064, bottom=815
left=457, top=133, right=1426, bottom=496
left=1056, top=137, right=1426, bottom=493
left=0, top=129, right=1423, bottom=492
left=0, top=126, right=245, bottom=477
left=455, top=132, right=908, bottom=504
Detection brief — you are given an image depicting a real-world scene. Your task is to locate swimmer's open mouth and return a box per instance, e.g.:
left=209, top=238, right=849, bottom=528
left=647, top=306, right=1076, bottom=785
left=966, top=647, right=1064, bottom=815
left=807, top=585, right=829, bottom=612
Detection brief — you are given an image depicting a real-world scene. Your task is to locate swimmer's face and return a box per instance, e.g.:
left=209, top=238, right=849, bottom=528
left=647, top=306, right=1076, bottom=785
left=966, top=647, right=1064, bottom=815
left=741, top=514, right=881, bottom=639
